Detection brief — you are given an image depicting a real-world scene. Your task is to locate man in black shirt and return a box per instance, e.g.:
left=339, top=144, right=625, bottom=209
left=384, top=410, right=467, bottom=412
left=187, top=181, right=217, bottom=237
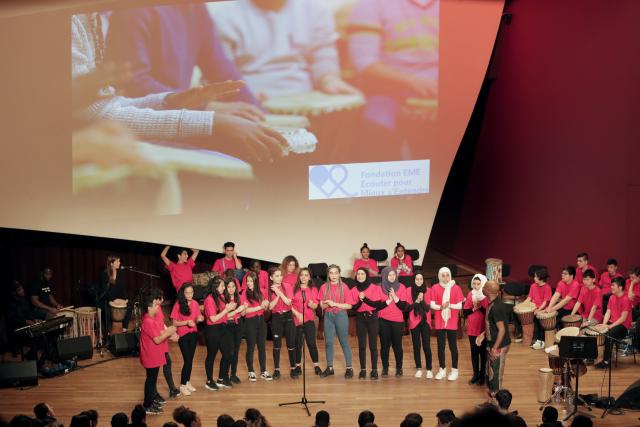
left=30, top=268, right=63, bottom=319
left=482, top=280, right=510, bottom=394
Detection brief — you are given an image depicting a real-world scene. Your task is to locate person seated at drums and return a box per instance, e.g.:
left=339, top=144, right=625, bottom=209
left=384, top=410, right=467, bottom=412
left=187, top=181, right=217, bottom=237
left=625, top=266, right=640, bottom=321
left=595, top=277, right=632, bottom=369
left=545, top=266, right=581, bottom=329
left=7, top=282, right=39, bottom=359
left=161, top=246, right=200, bottom=292
left=101, top=255, right=133, bottom=333
left=352, top=243, right=379, bottom=278
left=600, top=258, right=624, bottom=313
left=212, top=242, right=244, bottom=282
left=575, top=252, right=599, bottom=284
left=212, top=0, right=361, bottom=99
left=522, top=268, right=552, bottom=350
left=30, top=267, right=64, bottom=320
left=571, top=269, right=603, bottom=326
left=242, top=260, right=269, bottom=296
left=347, top=0, right=439, bottom=130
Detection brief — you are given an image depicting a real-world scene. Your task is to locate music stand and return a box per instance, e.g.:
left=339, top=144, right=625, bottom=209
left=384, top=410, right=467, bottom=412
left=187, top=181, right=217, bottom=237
left=560, top=336, right=596, bottom=421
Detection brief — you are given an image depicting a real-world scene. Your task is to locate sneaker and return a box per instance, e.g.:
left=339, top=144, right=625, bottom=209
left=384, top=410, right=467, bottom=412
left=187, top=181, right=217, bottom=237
left=314, top=366, right=322, bottom=375
left=205, top=380, right=219, bottom=391
left=230, top=375, right=241, bottom=384
left=395, top=368, right=403, bottom=377
left=290, top=368, right=299, bottom=379
left=426, top=370, right=434, bottom=379
left=532, top=341, right=545, bottom=350
left=152, top=399, right=166, bottom=407
left=370, top=370, right=379, bottom=380
left=448, top=368, right=459, bottom=381
left=435, top=368, right=446, bottom=380
left=358, top=369, right=366, bottom=379
left=248, top=372, right=257, bottom=382
left=344, top=367, right=354, bottom=379
left=272, top=370, right=281, bottom=380
left=294, top=366, right=302, bottom=376
left=154, top=393, right=166, bottom=404
left=261, top=371, right=273, bottom=381
left=186, top=382, right=196, bottom=392
left=514, top=337, right=523, bottom=343
left=179, top=384, right=191, bottom=396
left=468, top=374, right=478, bottom=385
left=144, top=405, right=162, bottom=415
left=415, top=369, right=423, bottom=378
left=594, top=361, right=608, bottom=369
left=169, top=388, right=181, bottom=398
left=216, top=379, right=231, bottom=389
left=320, top=367, right=334, bottom=378
left=381, top=368, right=389, bottom=377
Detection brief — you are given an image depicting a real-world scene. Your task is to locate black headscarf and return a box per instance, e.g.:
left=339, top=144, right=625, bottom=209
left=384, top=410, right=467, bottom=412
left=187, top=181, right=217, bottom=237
left=411, top=272, right=428, bottom=319
left=355, top=268, right=372, bottom=291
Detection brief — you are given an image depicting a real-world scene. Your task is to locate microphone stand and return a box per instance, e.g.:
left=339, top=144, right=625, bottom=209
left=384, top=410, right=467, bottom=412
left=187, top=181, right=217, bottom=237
left=593, top=326, right=627, bottom=419
left=127, top=267, right=161, bottom=332
left=279, top=289, right=325, bottom=416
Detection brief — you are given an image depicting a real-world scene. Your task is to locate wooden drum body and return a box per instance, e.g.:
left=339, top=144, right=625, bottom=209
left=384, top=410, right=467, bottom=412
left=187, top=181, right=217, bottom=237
left=109, top=299, right=127, bottom=322
left=76, top=307, right=98, bottom=347
left=538, top=368, right=554, bottom=403
left=561, top=314, right=582, bottom=328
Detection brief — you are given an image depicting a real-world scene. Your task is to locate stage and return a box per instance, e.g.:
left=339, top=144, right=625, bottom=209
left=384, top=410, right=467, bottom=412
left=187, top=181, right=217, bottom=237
left=1, top=334, right=638, bottom=426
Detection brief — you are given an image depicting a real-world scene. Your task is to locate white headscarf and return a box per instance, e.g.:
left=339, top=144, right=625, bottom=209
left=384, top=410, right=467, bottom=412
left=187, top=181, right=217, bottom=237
left=438, top=267, right=456, bottom=327
left=471, top=273, right=488, bottom=303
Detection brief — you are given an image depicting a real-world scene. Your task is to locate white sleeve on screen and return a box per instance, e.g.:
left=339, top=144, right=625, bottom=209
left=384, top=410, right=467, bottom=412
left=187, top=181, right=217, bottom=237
left=308, top=0, right=340, bottom=84
left=347, top=0, right=383, bottom=72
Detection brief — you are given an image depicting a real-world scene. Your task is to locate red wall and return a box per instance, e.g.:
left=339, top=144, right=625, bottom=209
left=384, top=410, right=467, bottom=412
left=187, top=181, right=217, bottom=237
left=431, top=0, right=640, bottom=280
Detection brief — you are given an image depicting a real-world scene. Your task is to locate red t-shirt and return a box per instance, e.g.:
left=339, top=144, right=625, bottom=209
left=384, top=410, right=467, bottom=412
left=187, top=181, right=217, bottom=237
left=318, top=282, right=355, bottom=314
left=353, top=258, right=379, bottom=275
left=240, top=292, right=266, bottom=319
left=140, top=313, right=166, bottom=369
left=577, top=286, right=603, bottom=322
left=170, top=299, right=200, bottom=336
left=576, top=265, right=599, bottom=285
left=155, top=309, right=169, bottom=353
left=242, top=270, right=269, bottom=297
left=350, top=284, right=386, bottom=313
left=390, top=255, right=414, bottom=276
left=555, top=280, right=581, bottom=311
left=269, top=283, right=293, bottom=314
left=463, top=293, right=488, bottom=336
left=166, top=259, right=195, bottom=291
left=528, top=282, right=553, bottom=308
left=203, top=294, right=226, bottom=325
left=407, top=286, right=432, bottom=330
left=212, top=257, right=241, bottom=275
left=226, top=294, right=241, bottom=324
left=283, top=272, right=298, bottom=288
left=378, top=285, right=409, bottom=323
left=291, top=286, right=319, bottom=326
left=599, top=272, right=624, bottom=295
left=626, top=279, right=640, bottom=308
left=608, top=293, right=632, bottom=329
left=431, top=284, right=464, bottom=330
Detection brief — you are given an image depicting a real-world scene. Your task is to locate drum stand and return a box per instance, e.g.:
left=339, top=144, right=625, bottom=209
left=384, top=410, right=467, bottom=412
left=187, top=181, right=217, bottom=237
left=540, top=359, right=573, bottom=410
left=564, top=359, right=593, bottom=421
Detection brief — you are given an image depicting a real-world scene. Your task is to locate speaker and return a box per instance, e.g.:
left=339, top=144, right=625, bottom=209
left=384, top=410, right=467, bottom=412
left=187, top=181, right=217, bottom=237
left=57, top=335, right=93, bottom=360
left=0, top=361, right=38, bottom=388
left=616, top=379, right=640, bottom=409
left=110, top=332, right=138, bottom=356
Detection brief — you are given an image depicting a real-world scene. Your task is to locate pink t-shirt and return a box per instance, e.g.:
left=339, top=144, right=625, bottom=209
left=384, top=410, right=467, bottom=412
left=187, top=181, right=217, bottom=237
left=353, top=258, right=379, bottom=275
left=203, top=294, right=226, bottom=325
left=599, top=272, right=624, bottom=295
left=240, top=292, right=266, bottom=319
left=170, top=299, right=200, bottom=336
left=577, top=286, right=603, bottom=322
left=625, top=279, right=640, bottom=308
left=555, top=280, right=581, bottom=311
left=291, top=286, right=319, bottom=326
left=351, top=283, right=386, bottom=313
left=226, top=294, right=242, bottom=324
left=431, top=284, right=464, bottom=330
left=155, top=309, right=169, bottom=353
left=463, top=293, right=488, bottom=337
left=318, top=282, right=355, bottom=314
left=166, top=258, right=195, bottom=291
left=242, top=270, right=269, bottom=297
left=608, top=293, right=632, bottom=329
left=269, top=283, right=293, bottom=314
left=283, top=272, right=298, bottom=288
left=212, top=257, right=241, bottom=275
left=528, top=282, right=553, bottom=308
left=576, top=265, right=599, bottom=285
left=140, top=313, right=166, bottom=369
left=378, top=285, right=408, bottom=323
left=390, top=255, right=414, bottom=276
left=407, top=286, right=432, bottom=330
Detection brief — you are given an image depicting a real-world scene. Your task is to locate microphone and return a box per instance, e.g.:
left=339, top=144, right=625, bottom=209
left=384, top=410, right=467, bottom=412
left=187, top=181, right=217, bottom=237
left=119, top=266, right=133, bottom=270
left=302, top=289, right=306, bottom=303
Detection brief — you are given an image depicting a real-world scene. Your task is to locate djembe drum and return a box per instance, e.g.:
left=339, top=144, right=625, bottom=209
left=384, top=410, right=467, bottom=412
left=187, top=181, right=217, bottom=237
left=536, top=310, right=558, bottom=349
left=485, top=258, right=503, bottom=284
left=262, top=91, right=365, bottom=116
left=76, top=307, right=98, bottom=347
left=514, top=301, right=536, bottom=345
left=561, top=314, right=582, bottom=328
left=109, top=299, right=128, bottom=333
left=59, top=308, right=78, bottom=339
left=555, top=327, right=580, bottom=344
left=585, top=324, right=608, bottom=363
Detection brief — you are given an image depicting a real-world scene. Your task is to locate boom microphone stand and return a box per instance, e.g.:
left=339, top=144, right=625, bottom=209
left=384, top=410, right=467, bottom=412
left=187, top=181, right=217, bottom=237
left=589, top=326, right=628, bottom=419
left=279, top=289, right=325, bottom=416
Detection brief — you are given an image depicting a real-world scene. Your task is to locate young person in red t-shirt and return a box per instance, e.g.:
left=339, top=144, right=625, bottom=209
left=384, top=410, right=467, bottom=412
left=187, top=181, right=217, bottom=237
left=211, top=241, right=244, bottom=281
left=149, top=288, right=180, bottom=400
left=352, top=243, right=379, bottom=277
left=599, top=258, right=624, bottom=313
left=203, top=277, right=233, bottom=390
left=215, top=278, right=246, bottom=388
left=161, top=246, right=199, bottom=292
left=378, top=266, right=410, bottom=377
left=407, top=272, right=433, bottom=380
left=576, top=252, right=598, bottom=285
left=291, top=268, right=321, bottom=377
left=463, top=274, right=488, bottom=386
left=140, top=295, right=177, bottom=415
left=571, top=269, right=603, bottom=325
left=171, top=283, right=203, bottom=396
left=626, top=267, right=640, bottom=320
left=431, top=267, right=464, bottom=381
left=242, top=260, right=269, bottom=297
left=390, top=242, right=413, bottom=277
left=280, top=255, right=300, bottom=288
left=268, top=266, right=296, bottom=380
left=241, top=271, right=272, bottom=382
left=523, top=268, right=553, bottom=350
left=595, top=277, right=632, bottom=369
left=546, top=266, right=581, bottom=328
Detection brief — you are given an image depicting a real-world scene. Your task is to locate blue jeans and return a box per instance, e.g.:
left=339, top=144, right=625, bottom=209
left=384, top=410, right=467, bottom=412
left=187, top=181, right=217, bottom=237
left=323, top=311, right=352, bottom=367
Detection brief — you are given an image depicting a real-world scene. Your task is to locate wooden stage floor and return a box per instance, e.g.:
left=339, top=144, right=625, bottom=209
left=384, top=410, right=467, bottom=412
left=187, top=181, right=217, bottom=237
left=1, top=334, right=639, bottom=427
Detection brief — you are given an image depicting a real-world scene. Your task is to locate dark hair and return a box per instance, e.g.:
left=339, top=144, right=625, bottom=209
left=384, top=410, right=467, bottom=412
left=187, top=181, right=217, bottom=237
left=216, top=415, right=234, bottom=427
left=9, top=416, right=32, bottom=427
left=176, top=248, right=189, bottom=261
left=163, top=423, right=178, bottom=427
left=606, top=258, right=618, bottom=266
left=577, top=252, right=589, bottom=261
left=534, top=268, right=549, bottom=282
left=629, top=266, right=640, bottom=276
left=360, top=243, right=370, bottom=252
left=314, top=410, right=330, bottom=427
left=69, top=415, right=91, bottom=427
left=436, top=409, right=456, bottom=424
left=244, top=272, right=263, bottom=304
left=208, top=277, right=226, bottom=311
left=294, top=267, right=313, bottom=295
left=81, top=410, right=97, bottom=424
left=111, top=413, right=128, bottom=427
left=142, top=294, right=156, bottom=313
left=364, top=424, right=378, bottom=427
left=281, top=255, right=299, bottom=273
left=563, top=265, right=576, bottom=277
left=149, top=288, right=164, bottom=300
left=357, top=410, right=374, bottom=427
left=542, top=406, right=558, bottom=422
left=173, top=406, right=197, bottom=427
left=494, top=389, right=512, bottom=410
left=223, top=241, right=235, bottom=249
left=402, top=413, right=423, bottom=426
left=455, top=407, right=511, bottom=427
left=411, top=272, right=428, bottom=320
left=394, top=242, right=405, bottom=254
left=33, top=404, right=49, bottom=420
left=130, top=405, right=146, bottom=426
left=612, top=276, right=626, bottom=290
left=232, top=422, right=247, bottom=427
left=570, top=414, right=593, bottom=427
left=244, top=408, right=269, bottom=427
left=582, top=269, right=595, bottom=279
left=250, top=259, right=262, bottom=270
left=223, top=269, right=236, bottom=280
left=268, top=266, right=284, bottom=299
left=223, top=277, right=239, bottom=304
left=177, top=283, right=194, bottom=316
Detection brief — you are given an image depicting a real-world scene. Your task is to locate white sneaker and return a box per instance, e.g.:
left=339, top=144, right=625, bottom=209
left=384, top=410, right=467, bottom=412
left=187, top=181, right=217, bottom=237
left=248, top=372, right=257, bottom=382
left=415, top=369, right=423, bottom=378
left=532, top=341, right=545, bottom=350
left=447, top=368, right=459, bottom=381
left=435, top=368, right=446, bottom=380
left=426, top=370, right=434, bottom=379
left=260, top=371, right=273, bottom=381
left=186, top=382, right=196, bottom=392
left=179, top=385, right=191, bottom=396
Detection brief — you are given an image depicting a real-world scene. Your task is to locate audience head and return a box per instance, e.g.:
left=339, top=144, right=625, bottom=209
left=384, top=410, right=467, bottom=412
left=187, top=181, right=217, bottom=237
left=534, top=268, right=549, bottom=283
left=232, top=422, right=247, bottom=427
left=9, top=416, right=33, bottom=427
left=400, top=412, right=422, bottom=427
left=244, top=408, right=269, bottom=427
left=130, top=405, right=146, bottom=427
left=494, top=389, right=512, bottom=412
left=570, top=415, right=593, bottom=427
left=69, top=415, right=91, bottom=427
left=163, top=423, right=178, bottom=427
left=216, top=415, right=234, bottom=427
left=33, top=404, right=52, bottom=421
left=110, top=413, right=128, bottom=427
left=80, top=410, right=98, bottom=427
left=314, top=410, right=330, bottom=427
left=454, top=406, right=512, bottom=427
left=542, top=406, right=558, bottom=423
left=173, top=406, right=200, bottom=427
left=357, top=410, right=375, bottom=427
left=436, top=410, right=456, bottom=427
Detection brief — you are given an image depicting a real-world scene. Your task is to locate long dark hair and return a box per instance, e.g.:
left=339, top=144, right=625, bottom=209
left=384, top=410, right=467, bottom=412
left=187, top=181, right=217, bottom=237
left=268, top=266, right=283, bottom=299
left=293, top=267, right=313, bottom=295
left=244, top=272, right=263, bottom=304
left=173, top=406, right=197, bottom=427
left=223, top=277, right=239, bottom=303
left=177, top=283, right=193, bottom=316
left=411, top=272, right=427, bottom=319
left=208, top=277, right=225, bottom=311
left=106, top=255, right=119, bottom=284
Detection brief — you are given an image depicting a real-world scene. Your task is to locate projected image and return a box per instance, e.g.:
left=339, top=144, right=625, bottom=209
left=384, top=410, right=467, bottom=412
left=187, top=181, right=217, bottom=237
left=71, top=0, right=440, bottom=211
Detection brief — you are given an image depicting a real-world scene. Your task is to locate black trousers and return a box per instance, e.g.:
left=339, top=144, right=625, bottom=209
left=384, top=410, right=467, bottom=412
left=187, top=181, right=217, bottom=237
left=144, top=367, right=159, bottom=407
left=178, top=332, right=198, bottom=385
left=205, top=324, right=231, bottom=382
left=379, top=318, right=403, bottom=370
left=156, top=352, right=176, bottom=393
left=245, top=315, right=267, bottom=373
left=505, top=303, right=522, bottom=336
left=533, top=317, right=545, bottom=342
left=468, top=335, right=486, bottom=378
left=222, top=322, right=241, bottom=377
left=436, top=329, right=458, bottom=369
left=411, top=321, right=432, bottom=370
left=602, top=294, right=612, bottom=315
left=604, top=324, right=628, bottom=362
left=271, top=312, right=296, bottom=370
left=356, top=312, right=379, bottom=370
left=295, top=321, right=319, bottom=364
